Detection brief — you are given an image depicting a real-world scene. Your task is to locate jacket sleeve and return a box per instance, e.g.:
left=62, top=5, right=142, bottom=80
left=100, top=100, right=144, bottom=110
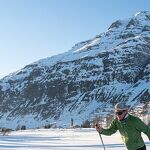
left=101, top=119, right=118, bottom=135
left=136, top=117, right=150, bottom=140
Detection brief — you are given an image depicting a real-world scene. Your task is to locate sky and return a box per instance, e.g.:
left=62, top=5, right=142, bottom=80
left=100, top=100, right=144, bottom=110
left=0, top=0, right=150, bottom=79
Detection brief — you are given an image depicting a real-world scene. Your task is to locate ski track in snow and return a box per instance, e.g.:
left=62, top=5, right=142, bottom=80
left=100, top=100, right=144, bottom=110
left=0, top=128, right=150, bottom=150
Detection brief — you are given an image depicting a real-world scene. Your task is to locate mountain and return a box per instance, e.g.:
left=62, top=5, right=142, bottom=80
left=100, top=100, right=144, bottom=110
left=0, top=11, right=150, bottom=129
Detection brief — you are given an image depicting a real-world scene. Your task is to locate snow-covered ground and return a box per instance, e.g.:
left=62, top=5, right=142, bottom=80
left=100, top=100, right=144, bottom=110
left=0, top=128, right=150, bottom=150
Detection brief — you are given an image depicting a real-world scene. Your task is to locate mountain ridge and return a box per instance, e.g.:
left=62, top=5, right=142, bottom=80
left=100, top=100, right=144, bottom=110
left=0, top=11, right=149, bottom=129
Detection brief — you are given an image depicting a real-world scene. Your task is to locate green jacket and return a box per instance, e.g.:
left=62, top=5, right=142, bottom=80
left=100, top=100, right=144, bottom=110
left=101, top=114, right=150, bottom=150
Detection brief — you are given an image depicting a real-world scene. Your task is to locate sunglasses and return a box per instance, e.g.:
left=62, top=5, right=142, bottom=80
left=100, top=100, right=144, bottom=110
left=115, top=110, right=126, bottom=116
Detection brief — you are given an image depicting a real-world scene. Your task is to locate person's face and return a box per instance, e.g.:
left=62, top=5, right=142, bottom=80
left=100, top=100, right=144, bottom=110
left=115, top=109, right=128, bottom=121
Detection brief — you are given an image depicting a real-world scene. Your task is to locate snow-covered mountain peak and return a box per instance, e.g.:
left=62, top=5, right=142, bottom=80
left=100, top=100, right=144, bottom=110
left=0, top=11, right=149, bottom=129
left=134, top=11, right=150, bottom=20
left=35, top=11, right=150, bottom=67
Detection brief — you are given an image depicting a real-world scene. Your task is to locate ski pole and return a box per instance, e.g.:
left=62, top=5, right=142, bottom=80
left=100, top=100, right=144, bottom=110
left=96, top=124, right=106, bottom=150
left=99, top=133, right=106, bottom=150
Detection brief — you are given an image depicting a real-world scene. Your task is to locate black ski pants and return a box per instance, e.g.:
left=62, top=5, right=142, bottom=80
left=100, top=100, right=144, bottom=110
left=136, top=145, right=146, bottom=150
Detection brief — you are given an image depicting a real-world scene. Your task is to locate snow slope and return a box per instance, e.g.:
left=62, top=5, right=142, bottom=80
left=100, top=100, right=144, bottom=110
left=0, top=128, right=150, bottom=150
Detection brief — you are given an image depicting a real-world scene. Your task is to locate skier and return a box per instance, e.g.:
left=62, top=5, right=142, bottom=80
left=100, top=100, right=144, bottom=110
left=96, top=102, right=150, bottom=150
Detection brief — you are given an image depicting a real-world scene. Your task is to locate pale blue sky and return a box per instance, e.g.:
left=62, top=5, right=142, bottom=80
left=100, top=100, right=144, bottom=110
left=0, top=0, right=150, bottom=79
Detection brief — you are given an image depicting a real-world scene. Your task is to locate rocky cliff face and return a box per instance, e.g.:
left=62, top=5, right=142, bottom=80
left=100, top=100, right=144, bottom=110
left=0, top=11, right=150, bottom=129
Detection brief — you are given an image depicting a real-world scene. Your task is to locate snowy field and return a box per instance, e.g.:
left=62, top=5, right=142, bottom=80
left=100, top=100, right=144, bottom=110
left=0, top=128, right=150, bottom=150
